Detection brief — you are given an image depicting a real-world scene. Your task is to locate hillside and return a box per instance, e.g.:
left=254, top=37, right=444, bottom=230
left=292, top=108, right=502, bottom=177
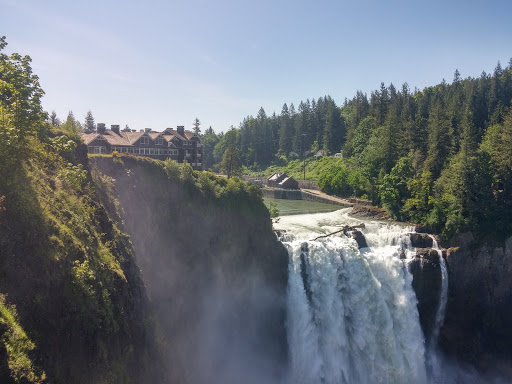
left=205, top=63, right=512, bottom=240
left=0, top=136, right=162, bottom=383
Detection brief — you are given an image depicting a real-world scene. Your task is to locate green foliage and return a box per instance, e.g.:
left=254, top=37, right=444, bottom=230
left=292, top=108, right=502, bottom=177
left=379, top=157, right=413, bottom=220
left=233, top=64, right=512, bottom=239
left=193, top=117, right=201, bottom=135
left=220, top=144, right=242, bottom=179
left=268, top=201, right=280, bottom=218
left=163, top=157, right=180, bottom=180
left=201, top=130, right=220, bottom=170
left=0, top=295, right=46, bottom=383
left=58, top=162, right=87, bottom=191
left=213, top=128, right=239, bottom=165
left=50, top=135, right=77, bottom=152
left=84, top=110, right=95, bottom=132
left=403, top=170, right=434, bottom=224
left=0, top=36, right=46, bottom=149
left=317, top=161, right=362, bottom=198
left=180, top=161, right=197, bottom=187
left=351, top=116, right=376, bottom=158
left=59, top=111, right=82, bottom=138
left=0, top=39, right=157, bottom=383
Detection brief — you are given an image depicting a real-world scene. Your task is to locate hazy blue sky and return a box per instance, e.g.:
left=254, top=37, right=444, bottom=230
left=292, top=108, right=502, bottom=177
left=2, top=0, right=512, bottom=133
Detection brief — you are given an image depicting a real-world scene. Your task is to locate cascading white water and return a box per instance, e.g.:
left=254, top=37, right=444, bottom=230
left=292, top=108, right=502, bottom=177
left=280, top=209, right=428, bottom=384
left=429, top=235, right=448, bottom=345
left=425, top=235, right=449, bottom=381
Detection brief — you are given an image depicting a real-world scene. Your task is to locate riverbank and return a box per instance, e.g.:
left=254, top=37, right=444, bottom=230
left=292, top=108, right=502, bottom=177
left=262, top=187, right=391, bottom=220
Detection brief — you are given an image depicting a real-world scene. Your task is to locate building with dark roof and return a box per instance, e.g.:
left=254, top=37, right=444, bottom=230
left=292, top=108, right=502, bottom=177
left=81, top=125, right=203, bottom=170
left=267, top=173, right=299, bottom=189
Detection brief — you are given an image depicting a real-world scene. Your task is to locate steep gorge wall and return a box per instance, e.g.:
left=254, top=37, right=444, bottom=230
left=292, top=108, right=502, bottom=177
left=0, top=145, right=161, bottom=383
left=93, top=156, right=289, bottom=384
left=408, top=231, right=512, bottom=374
left=441, top=234, right=512, bottom=372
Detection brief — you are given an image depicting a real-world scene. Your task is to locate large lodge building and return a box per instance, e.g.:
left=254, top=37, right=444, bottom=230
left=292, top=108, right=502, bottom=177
left=81, top=124, right=203, bottom=170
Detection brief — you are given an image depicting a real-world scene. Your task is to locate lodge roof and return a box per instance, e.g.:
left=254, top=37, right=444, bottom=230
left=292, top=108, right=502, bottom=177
left=81, top=128, right=197, bottom=147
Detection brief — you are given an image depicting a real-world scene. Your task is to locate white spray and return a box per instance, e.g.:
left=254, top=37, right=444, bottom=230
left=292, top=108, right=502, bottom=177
left=280, top=209, right=427, bottom=384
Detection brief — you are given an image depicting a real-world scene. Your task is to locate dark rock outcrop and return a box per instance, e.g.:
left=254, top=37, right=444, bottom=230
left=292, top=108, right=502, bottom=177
left=348, top=230, right=368, bottom=249
left=440, top=235, right=512, bottom=372
left=300, top=243, right=313, bottom=304
left=408, top=247, right=444, bottom=342
left=409, top=233, right=434, bottom=248
left=350, top=205, right=389, bottom=220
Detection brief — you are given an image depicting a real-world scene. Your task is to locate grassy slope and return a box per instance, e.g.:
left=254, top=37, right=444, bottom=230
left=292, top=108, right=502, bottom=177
left=247, top=156, right=347, bottom=181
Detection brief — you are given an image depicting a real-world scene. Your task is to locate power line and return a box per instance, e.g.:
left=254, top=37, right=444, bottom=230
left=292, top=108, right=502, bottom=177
left=237, top=132, right=312, bottom=149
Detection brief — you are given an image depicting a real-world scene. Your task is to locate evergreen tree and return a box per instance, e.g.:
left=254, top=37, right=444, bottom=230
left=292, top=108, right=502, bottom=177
left=351, top=117, right=376, bottom=158
left=424, top=100, right=453, bottom=179
left=202, top=129, right=219, bottom=170
left=278, top=103, right=292, bottom=155
left=370, top=82, right=389, bottom=126
left=193, top=117, right=201, bottom=135
left=49, top=110, right=60, bottom=127
left=84, top=110, right=95, bottom=132
left=61, top=111, right=82, bottom=138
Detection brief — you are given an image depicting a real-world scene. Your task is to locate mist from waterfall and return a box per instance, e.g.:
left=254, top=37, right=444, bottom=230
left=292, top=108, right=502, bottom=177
left=278, top=208, right=506, bottom=384
left=280, top=209, right=426, bottom=384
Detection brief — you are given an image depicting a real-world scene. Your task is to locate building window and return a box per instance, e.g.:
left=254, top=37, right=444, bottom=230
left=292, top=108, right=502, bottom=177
left=156, top=138, right=164, bottom=145
left=93, top=146, right=106, bottom=154
left=139, top=137, right=149, bottom=145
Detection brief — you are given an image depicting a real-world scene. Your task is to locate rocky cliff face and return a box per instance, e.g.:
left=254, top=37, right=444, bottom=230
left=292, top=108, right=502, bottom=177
left=408, top=245, right=443, bottom=344
left=441, top=234, right=512, bottom=372
left=408, top=231, right=512, bottom=374
left=0, top=144, right=160, bottom=383
left=93, top=156, right=289, bottom=384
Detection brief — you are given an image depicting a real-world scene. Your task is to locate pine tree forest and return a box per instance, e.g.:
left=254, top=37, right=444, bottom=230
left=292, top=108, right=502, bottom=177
left=204, top=62, right=512, bottom=239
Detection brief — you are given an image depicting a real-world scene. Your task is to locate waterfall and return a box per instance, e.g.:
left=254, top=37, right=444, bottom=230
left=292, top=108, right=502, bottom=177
left=280, top=209, right=428, bottom=384
left=429, top=235, right=448, bottom=345
left=425, top=235, right=449, bottom=380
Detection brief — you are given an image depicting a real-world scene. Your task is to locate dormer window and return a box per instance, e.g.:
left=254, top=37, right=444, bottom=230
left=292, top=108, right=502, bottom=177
left=140, top=137, right=149, bottom=145
left=156, top=138, right=164, bottom=145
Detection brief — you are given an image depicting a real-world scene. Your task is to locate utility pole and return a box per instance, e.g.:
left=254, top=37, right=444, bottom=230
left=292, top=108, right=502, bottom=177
left=302, top=133, right=307, bottom=180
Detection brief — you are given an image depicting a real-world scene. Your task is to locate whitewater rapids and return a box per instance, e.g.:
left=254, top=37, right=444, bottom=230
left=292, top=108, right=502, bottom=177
left=279, top=208, right=428, bottom=384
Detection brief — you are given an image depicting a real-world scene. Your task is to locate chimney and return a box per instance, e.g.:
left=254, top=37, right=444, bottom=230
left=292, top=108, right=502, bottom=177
left=145, top=128, right=151, bottom=132
left=177, top=125, right=185, bottom=136
left=111, top=124, right=120, bottom=134
left=97, top=123, right=106, bottom=134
